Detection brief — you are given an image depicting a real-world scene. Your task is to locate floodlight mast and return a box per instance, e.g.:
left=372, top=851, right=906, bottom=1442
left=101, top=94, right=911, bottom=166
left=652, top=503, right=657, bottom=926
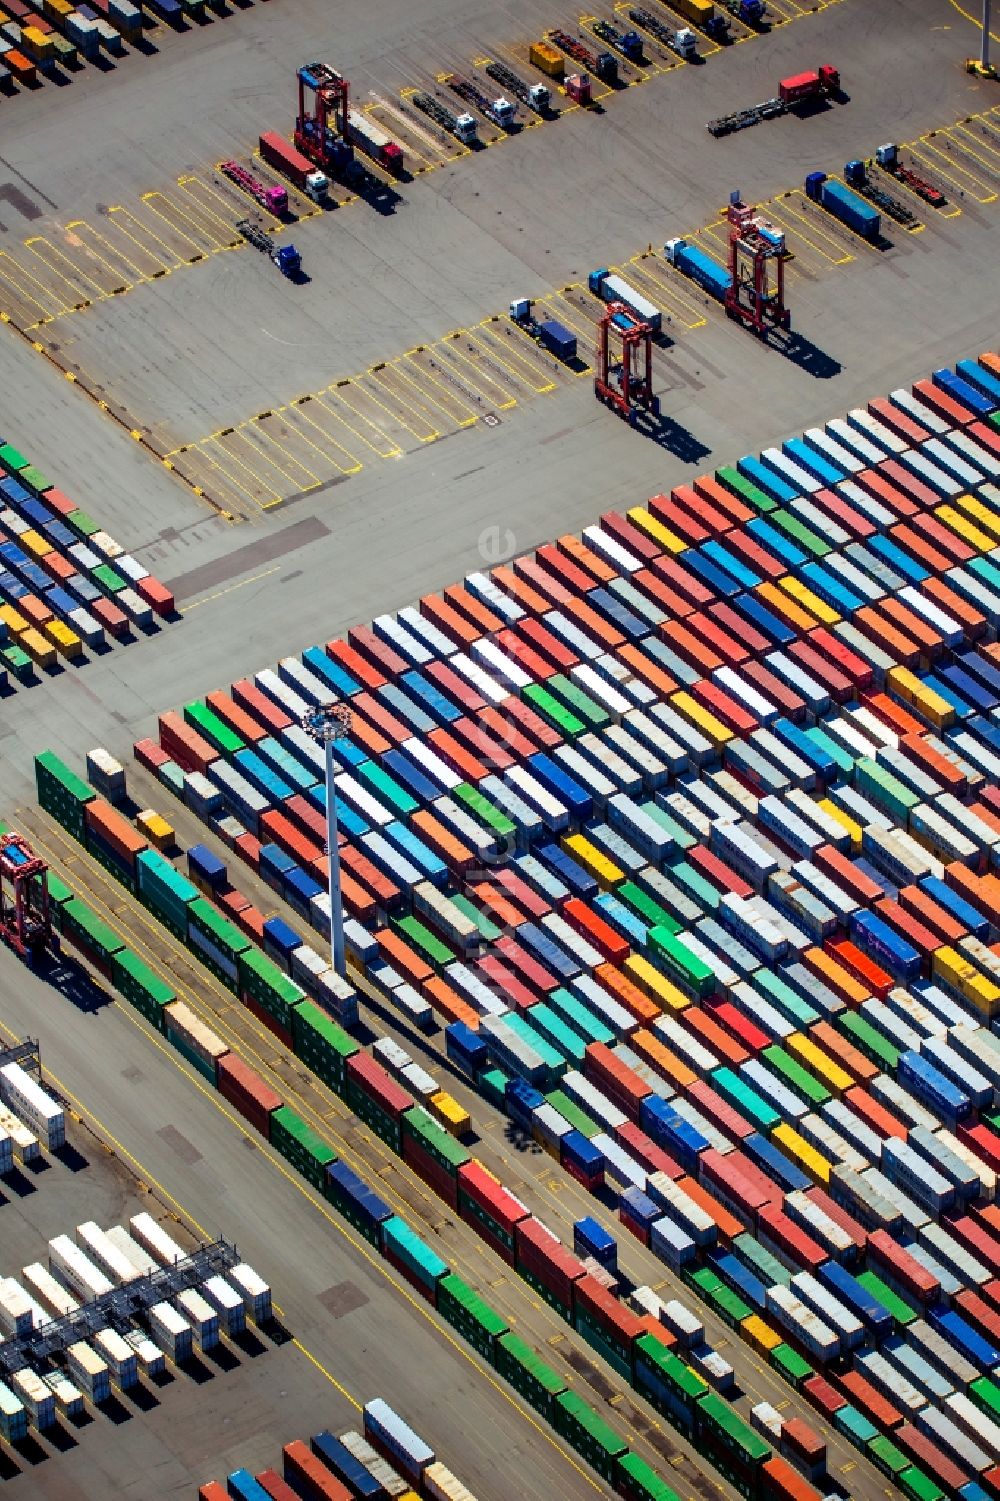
left=301, top=703, right=353, bottom=978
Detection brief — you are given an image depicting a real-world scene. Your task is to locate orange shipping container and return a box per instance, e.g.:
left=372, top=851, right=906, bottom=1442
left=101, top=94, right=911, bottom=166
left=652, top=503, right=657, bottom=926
left=826, top=939, right=893, bottom=998
left=374, top=928, right=433, bottom=988
left=259, top=809, right=322, bottom=867
left=583, top=1042, right=651, bottom=1118
left=595, top=963, right=660, bottom=1025
left=419, top=593, right=480, bottom=648
left=427, top=727, right=488, bottom=783
left=469, top=882, right=525, bottom=931
left=803, top=945, right=871, bottom=1005
left=682, top=1007, right=748, bottom=1067
left=442, top=583, right=502, bottom=635
left=677, top=1174, right=743, bottom=1241
left=423, top=975, right=480, bottom=1029
left=630, top=1027, right=697, bottom=1092
left=557, top=533, right=615, bottom=584
left=617, top=642, right=677, bottom=698
left=157, top=710, right=217, bottom=775
left=411, top=809, right=476, bottom=875
left=564, top=898, right=630, bottom=963
left=809, top=1021, right=878, bottom=1084
left=563, top=594, right=624, bottom=651
left=84, top=799, right=148, bottom=862
left=853, top=607, right=921, bottom=670
left=19, top=594, right=54, bottom=628
left=491, top=564, right=550, bottom=616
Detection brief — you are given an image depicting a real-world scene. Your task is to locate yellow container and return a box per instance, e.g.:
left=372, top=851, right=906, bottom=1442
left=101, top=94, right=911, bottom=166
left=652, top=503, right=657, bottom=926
left=18, top=529, right=49, bottom=560
left=0, top=603, right=29, bottom=636
left=22, top=26, right=55, bottom=60
left=136, top=809, right=174, bottom=851
left=935, top=504, right=993, bottom=553
left=20, top=627, right=56, bottom=667
left=955, top=492, right=1000, bottom=540
left=778, top=574, right=841, bottom=627
left=964, top=973, right=1000, bottom=1018
left=531, top=41, right=565, bottom=78
left=562, top=833, right=624, bottom=889
left=670, top=691, right=731, bottom=748
left=674, top=0, right=715, bottom=23
left=911, top=682, right=955, bottom=732
left=887, top=665, right=922, bottom=706
left=817, top=797, right=862, bottom=852
left=43, top=0, right=75, bottom=16
left=44, top=620, right=82, bottom=659
left=931, top=945, right=973, bottom=989
left=755, top=580, right=818, bottom=633
left=627, top=506, right=688, bottom=555
left=772, top=1122, right=832, bottom=1186
left=742, top=1315, right=782, bottom=1353
left=624, top=953, right=687, bottom=1012
left=429, top=1091, right=471, bottom=1137
left=786, top=1032, right=853, bottom=1096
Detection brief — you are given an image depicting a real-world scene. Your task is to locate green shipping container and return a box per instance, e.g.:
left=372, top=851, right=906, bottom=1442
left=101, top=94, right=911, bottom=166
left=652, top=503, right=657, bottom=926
left=709, top=1285, right=753, bottom=1329
left=696, top=1393, right=770, bottom=1465
left=92, top=563, right=126, bottom=594
left=66, top=509, right=101, bottom=539
left=614, top=1452, right=684, bottom=1501
left=732, top=1233, right=791, bottom=1288
left=238, top=947, right=305, bottom=1030
left=867, top=1436, right=910, bottom=1480
left=357, top=762, right=419, bottom=817
left=649, top=926, right=714, bottom=999
left=2, top=644, right=32, bottom=681
left=547, top=988, right=614, bottom=1047
left=183, top=701, right=246, bottom=758
left=61, top=898, right=124, bottom=963
left=518, top=1262, right=574, bottom=1321
left=573, top=1306, right=632, bottom=1382
left=392, top=914, right=455, bottom=969
left=856, top=1272, right=917, bottom=1328
left=855, top=758, right=919, bottom=823
left=292, top=1001, right=357, bottom=1093
left=436, top=1273, right=508, bottom=1359
left=670, top=861, right=720, bottom=914
left=770, top=508, right=830, bottom=559
left=345, top=1079, right=403, bottom=1154
left=640, top=801, right=696, bottom=853
left=754, top=970, right=819, bottom=1029
left=35, top=750, right=95, bottom=840
left=137, top=849, right=198, bottom=930
left=545, top=1088, right=600, bottom=1140
left=833, top=1404, right=879, bottom=1446
left=527, top=1004, right=587, bottom=1065
left=552, top=1390, right=627, bottom=1483
left=969, top=1376, right=1000, bottom=1421
left=402, top=1107, right=470, bottom=1173
left=0, top=442, right=29, bottom=471
left=449, top=892, right=502, bottom=944
left=716, top=466, right=777, bottom=514
left=381, top=1216, right=448, bottom=1292
left=270, top=1105, right=336, bottom=1188
left=898, top=1466, right=945, bottom=1501
left=503, top=1013, right=566, bottom=1080
left=836, top=1011, right=899, bottom=1072
left=617, top=881, right=681, bottom=936
left=168, top=1030, right=219, bottom=1084
left=494, top=1332, right=566, bottom=1421
left=522, top=683, right=585, bottom=739
left=479, top=1068, right=509, bottom=1110
left=544, top=674, right=611, bottom=731
left=452, top=783, right=516, bottom=841
left=768, top=1343, right=813, bottom=1389
left=111, top=948, right=176, bottom=1030
left=18, top=465, right=49, bottom=496
left=761, top=1045, right=831, bottom=1108
left=711, top=1069, right=782, bottom=1135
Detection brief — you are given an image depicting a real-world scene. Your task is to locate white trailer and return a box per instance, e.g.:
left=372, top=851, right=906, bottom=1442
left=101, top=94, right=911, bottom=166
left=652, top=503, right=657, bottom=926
left=128, top=1212, right=186, bottom=1267
left=76, top=1222, right=142, bottom=1285
left=22, top=1262, right=79, bottom=1319
left=41, top=1371, right=85, bottom=1420
left=0, top=1062, right=65, bottom=1150
left=103, top=1224, right=159, bottom=1278
left=10, top=1368, right=56, bottom=1429
left=48, top=1236, right=114, bottom=1302
left=0, top=1106, right=39, bottom=1163
left=124, top=1329, right=166, bottom=1379
left=0, top=1278, right=35, bottom=1337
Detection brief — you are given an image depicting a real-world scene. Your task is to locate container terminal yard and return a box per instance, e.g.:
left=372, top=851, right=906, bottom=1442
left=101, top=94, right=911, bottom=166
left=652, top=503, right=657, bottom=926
left=4, top=0, right=1000, bottom=1498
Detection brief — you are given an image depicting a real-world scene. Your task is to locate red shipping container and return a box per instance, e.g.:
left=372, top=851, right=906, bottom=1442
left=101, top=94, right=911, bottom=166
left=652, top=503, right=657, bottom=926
left=513, top=554, right=574, bottom=607
left=844, top=1086, right=906, bottom=1141
left=757, top=1203, right=827, bottom=1271
left=893, top=1426, right=970, bottom=1493
left=899, top=734, right=967, bottom=796
left=517, top=616, right=580, bottom=671
left=217, top=887, right=250, bottom=918
left=491, top=563, right=550, bottom=616
left=41, top=486, right=76, bottom=516
left=535, top=542, right=592, bottom=595
left=879, top=458, right=939, bottom=509
left=199, top=1485, right=229, bottom=1501
left=620, top=1204, right=651, bottom=1246
left=496, top=935, right=559, bottom=994
left=335, top=870, right=378, bottom=923
left=693, top=679, right=757, bottom=734
left=825, top=938, right=892, bottom=997
left=891, top=521, right=952, bottom=574
left=874, top=898, right=939, bottom=959
left=469, top=882, right=525, bottom=932
left=594, top=964, right=660, bottom=1025
left=955, top=1289, right=1000, bottom=1344
left=697, top=1150, right=770, bottom=1226
left=687, top=845, right=754, bottom=899
left=493, top=867, right=552, bottom=921
left=498, top=694, right=561, bottom=751
left=651, top=553, right=714, bottom=608
left=678, top=1175, right=743, bottom=1241
left=232, top=679, right=292, bottom=733
left=157, top=710, right=217, bottom=774
left=682, top=1007, right=748, bottom=1067
left=573, top=1273, right=644, bottom=1344
left=559, top=532, right=617, bottom=585
left=707, top=600, right=770, bottom=656
left=663, top=622, right=723, bottom=675
left=806, top=627, right=872, bottom=692
left=635, top=1312, right=677, bottom=1349
left=515, top=1217, right=587, bottom=1307
left=339, top=847, right=401, bottom=908
left=724, top=528, right=788, bottom=582
left=705, top=1001, right=769, bottom=1056
left=862, top=692, right=925, bottom=739
left=564, top=899, right=629, bottom=963
left=496, top=627, right=553, bottom=682
left=802, top=1375, right=845, bottom=1421
left=475, top=957, right=535, bottom=1013
left=854, top=465, right=919, bottom=516
left=373, top=928, right=432, bottom=986
left=813, top=844, right=883, bottom=905
left=345, top=1052, right=413, bottom=1121
left=787, top=640, right=853, bottom=702
left=206, top=690, right=267, bottom=744
left=85, top=799, right=148, bottom=863
left=913, top=377, right=973, bottom=426
left=583, top=1043, right=651, bottom=1119
left=743, top=659, right=807, bottom=721
left=412, top=810, right=476, bottom=875
left=810, top=488, right=876, bottom=540
left=868, top=395, right=929, bottom=445
left=692, top=474, right=754, bottom=526
left=672, top=483, right=731, bottom=536
left=836, top=1369, right=903, bottom=1429
left=348, top=623, right=406, bottom=677
left=686, top=1078, right=755, bottom=1140
left=326, top=637, right=386, bottom=691
left=968, top=415, right=1000, bottom=456
left=631, top=566, right=694, bottom=620
left=352, top=691, right=408, bottom=744
left=923, top=574, right=987, bottom=640
left=853, top=607, right=921, bottom=670
left=613, top=1120, right=682, bottom=1179
left=648, top=492, right=711, bottom=545
left=135, top=576, right=175, bottom=616
left=457, top=1160, right=530, bottom=1237
left=242, top=990, right=294, bottom=1052
left=914, top=510, right=976, bottom=563
left=403, top=1133, right=460, bottom=1211
left=134, top=737, right=171, bottom=773
left=443, top=582, right=503, bottom=633
left=958, top=1121, right=1000, bottom=1170
left=782, top=1418, right=825, bottom=1464
left=426, top=727, right=488, bottom=782
left=446, top=716, right=514, bottom=773
left=687, top=612, right=751, bottom=668
left=284, top=1442, right=352, bottom=1501
left=41, top=551, right=74, bottom=583
left=759, top=1456, right=823, bottom=1501
left=600, top=510, right=663, bottom=562
left=255, top=1470, right=299, bottom=1501
left=259, top=809, right=322, bottom=866
left=233, top=832, right=262, bottom=871
left=946, top=1213, right=1000, bottom=1268
left=722, top=1150, right=783, bottom=1207
left=867, top=1229, right=939, bottom=1302
left=216, top=1054, right=282, bottom=1139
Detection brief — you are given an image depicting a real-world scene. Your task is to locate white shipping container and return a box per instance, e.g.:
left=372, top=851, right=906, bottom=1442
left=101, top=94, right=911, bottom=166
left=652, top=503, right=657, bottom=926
left=561, top=1071, right=628, bottom=1132
left=148, top=1300, right=193, bottom=1361
left=790, top=1272, right=864, bottom=1348
left=660, top=1298, right=703, bottom=1346
left=76, top=1221, right=142, bottom=1285
left=228, top=1264, right=272, bottom=1323
left=48, top=1236, right=115, bottom=1302
left=0, top=1063, right=64, bottom=1150
left=65, top=1342, right=110, bottom=1403
left=124, top=1329, right=166, bottom=1378
left=591, top=1132, right=645, bottom=1191
left=646, top=1172, right=716, bottom=1245
left=341, top=1429, right=410, bottom=1497
left=372, top=613, right=433, bottom=665
left=176, top=1288, right=220, bottom=1350
left=102, top=1225, right=160, bottom=1280
left=0, top=1278, right=35, bottom=1336
left=93, top=1329, right=138, bottom=1389
left=22, top=1262, right=78, bottom=1319
left=11, top=1368, right=56, bottom=1429
left=41, top=1371, right=84, bottom=1420
left=201, top=1276, right=246, bottom=1336
left=424, top=1460, right=479, bottom=1501
left=128, top=1211, right=186, bottom=1267
left=364, top=1398, right=435, bottom=1482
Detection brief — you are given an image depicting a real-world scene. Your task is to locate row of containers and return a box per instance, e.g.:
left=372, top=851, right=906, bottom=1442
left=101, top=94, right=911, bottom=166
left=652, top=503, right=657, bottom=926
left=0, top=1215, right=272, bottom=1438
left=198, top=1400, right=480, bottom=1501
left=0, top=436, right=174, bottom=687
left=19, top=857, right=819, bottom=1501
left=0, top=0, right=232, bottom=87
left=28, top=750, right=1000, bottom=1501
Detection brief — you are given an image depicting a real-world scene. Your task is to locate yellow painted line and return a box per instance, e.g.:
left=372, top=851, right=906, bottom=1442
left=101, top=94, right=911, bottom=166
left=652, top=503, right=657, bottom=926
left=180, top=440, right=267, bottom=510
left=140, top=191, right=213, bottom=255
left=266, top=404, right=364, bottom=478
left=149, top=186, right=236, bottom=251
left=368, top=366, right=441, bottom=441
left=181, top=566, right=281, bottom=612
left=404, top=349, right=481, bottom=425
left=293, top=393, right=387, bottom=464
left=626, top=254, right=708, bottom=329
left=475, top=319, right=558, bottom=393
left=0, top=253, right=62, bottom=323
left=317, top=387, right=402, bottom=459
left=205, top=434, right=282, bottom=508
left=912, top=137, right=997, bottom=203
left=231, top=425, right=318, bottom=493
left=21, top=237, right=94, bottom=306
left=351, top=372, right=434, bottom=445
left=248, top=418, right=328, bottom=489
left=108, top=205, right=178, bottom=271
left=66, top=220, right=143, bottom=290
left=777, top=192, right=855, bottom=264
left=438, top=337, right=517, bottom=411
left=945, top=0, right=1000, bottom=43
left=176, top=175, right=242, bottom=239
left=937, top=125, right=1000, bottom=186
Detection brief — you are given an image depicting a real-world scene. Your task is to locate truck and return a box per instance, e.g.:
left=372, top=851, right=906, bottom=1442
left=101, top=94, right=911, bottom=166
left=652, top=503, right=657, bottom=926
left=509, top=298, right=578, bottom=361
left=875, top=143, right=946, bottom=206
left=805, top=172, right=880, bottom=241
left=237, top=219, right=302, bottom=277
left=779, top=66, right=840, bottom=105
left=844, top=159, right=917, bottom=227
left=591, top=19, right=644, bottom=64
left=627, top=9, right=697, bottom=60
left=411, top=92, right=478, bottom=145
left=724, top=0, right=766, bottom=22
left=548, top=28, right=619, bottom=85
left=220, top=160, right=288, bottom=217
left=347, top=109, right=404, bottom=174
left=258, top=131, right=329, bottom=202
left=588, top=268, right=662, bottom=333
left=445, top=73, right=516, bottom=130
left=663, top=238, right=732, bottom=300
left=484, top=60, right=550, bottom=114
left=670, top=0, right=730, bottom=40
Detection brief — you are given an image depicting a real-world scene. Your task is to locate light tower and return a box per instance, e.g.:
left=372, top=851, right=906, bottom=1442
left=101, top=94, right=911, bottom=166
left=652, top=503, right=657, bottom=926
left=301, top=703, right=353, bottom=978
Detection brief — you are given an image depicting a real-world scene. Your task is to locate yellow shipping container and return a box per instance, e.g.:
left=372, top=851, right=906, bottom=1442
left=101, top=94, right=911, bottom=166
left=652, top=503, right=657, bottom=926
left=817, top=797, right=862, bottom=852
left=955, top=492, right=1000, bottom=540
left=935, top=505, right=993, bottom=553
left=742, top=1314, right=782, bottom=1353
left=887, top=665, right=922, bottom=706
left=786, top=1032, right=853, bottom=1096
left=772, top=1122, right=832, bottom=1186
left=911, top=682, right=955, bottom=732
left=19, top=529, right=50, bottom=560
left=44, top=0, right=75, bottom=15
left=931, top=945, right=975, bottom=989
left=670, top=691, right=731, bottom=749
left=136, top=809, right=174, bottom=851
left=562, top=832, right=624, bottom=889
left=627, top=506, right=687, bottom=555
left=0, top=603, right=29, bottom=636
left=778, top=574, right=841, bottom=626
left=44, top=620, right=82, bottom=659
left=754, top=581, right=819, bottom=633
left=624, top=953, right=687, bottom=1012
left=964, top=972, right=1000, bottom=1019
left=531, top=40, right=564, bottom=77
left=22, top=26, right=55, bottom=59
left=20, top=627, right=56, bottom=668
left=429, top=1091, right=470, bottom=1137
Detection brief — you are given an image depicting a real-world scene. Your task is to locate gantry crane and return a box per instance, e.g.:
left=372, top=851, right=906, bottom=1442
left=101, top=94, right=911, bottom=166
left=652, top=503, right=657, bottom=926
left=295, top=61, right=355, bottom=175
left=594, top=303, right=659, bottom=424
left=724, top=192, right=790, bottom=338
left=0, top=831, right=52, bottom=960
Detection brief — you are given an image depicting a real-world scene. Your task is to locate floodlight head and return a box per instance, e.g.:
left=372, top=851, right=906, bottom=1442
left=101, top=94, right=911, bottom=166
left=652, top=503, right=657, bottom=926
left=301, top=702, right=353, bottom=743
